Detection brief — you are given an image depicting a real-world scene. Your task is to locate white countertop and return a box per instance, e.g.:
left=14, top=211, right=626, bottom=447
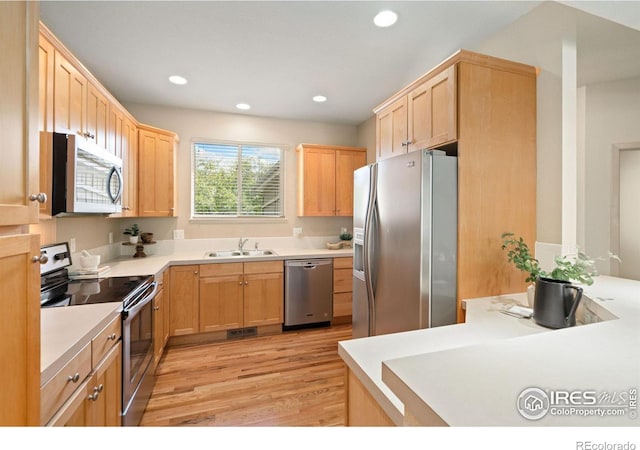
left=339, top=276, right=640, bottom=426
left=41, top=245, right=353, bottom=385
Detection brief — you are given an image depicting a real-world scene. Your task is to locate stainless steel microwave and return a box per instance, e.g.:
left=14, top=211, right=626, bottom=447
left=44, top=132, right=123, bottom=215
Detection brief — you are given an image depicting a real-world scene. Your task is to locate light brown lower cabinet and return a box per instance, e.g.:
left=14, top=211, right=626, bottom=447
left=47, top=342, right=122, bottom=426
left=42, top=315, right=122, bottom=426
left=346, top=369, right=394, bottom=426
left=333, top=257, right=353, bottom=324
left=153, top=268, right=170, bottom=370
left=199, top=261, right=284, bottom=332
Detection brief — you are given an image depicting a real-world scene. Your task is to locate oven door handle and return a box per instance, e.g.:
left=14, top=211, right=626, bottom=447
left=122, top=282, right=158, bottom=320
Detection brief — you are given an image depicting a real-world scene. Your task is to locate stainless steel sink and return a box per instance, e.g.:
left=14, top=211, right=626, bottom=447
left=204, top=249, right=276, bottom=258
left=243, top=249, right=276, bottom=256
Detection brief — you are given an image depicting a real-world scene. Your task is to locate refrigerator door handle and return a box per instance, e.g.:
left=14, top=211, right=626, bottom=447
left=363, top=164, right=378, bottom=336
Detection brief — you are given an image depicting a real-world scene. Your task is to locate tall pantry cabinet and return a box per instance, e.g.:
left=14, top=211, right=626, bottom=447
left=373, top=50, right=537, bottom=322
left=0, top=1, right=41, bottom=426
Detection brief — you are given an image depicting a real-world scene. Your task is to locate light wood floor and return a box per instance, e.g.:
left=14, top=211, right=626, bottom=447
left=140, top=324, right=353, bottom=426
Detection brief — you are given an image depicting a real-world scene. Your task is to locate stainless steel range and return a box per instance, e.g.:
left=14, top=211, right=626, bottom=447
left=39, top=242, right=157, bottom=426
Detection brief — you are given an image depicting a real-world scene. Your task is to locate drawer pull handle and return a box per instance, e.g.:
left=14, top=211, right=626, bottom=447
left=108, top=333, right=117, bottom=340
left=67, top=373, right=80, bottom=383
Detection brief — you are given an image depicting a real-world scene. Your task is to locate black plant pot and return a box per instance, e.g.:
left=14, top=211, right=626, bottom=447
left=533, top=277, right=583, bottom=329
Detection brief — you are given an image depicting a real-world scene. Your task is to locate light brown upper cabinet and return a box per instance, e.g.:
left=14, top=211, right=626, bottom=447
left=52, top=50, right=87, bottom=138
left=375, top=63, right=457, bottom=160
left=296, top=144, right=367, bottom=217
left=108, top=107, right=138, bottom=217
left=38, top=34, right=55, bottom=134
left=86, top=83, right=109, bottom=150
left=408, top=65, right=457, bottom=150
left=376, top=97, right=408, bottom=161
left=138, top=124, right=176, bottom=217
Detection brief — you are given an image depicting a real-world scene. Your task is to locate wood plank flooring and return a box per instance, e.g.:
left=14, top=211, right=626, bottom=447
left=140, top=324, right=353, bottom=426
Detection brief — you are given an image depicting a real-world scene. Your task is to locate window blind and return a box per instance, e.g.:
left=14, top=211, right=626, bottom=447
left=193, top=142, right=282, bottom=217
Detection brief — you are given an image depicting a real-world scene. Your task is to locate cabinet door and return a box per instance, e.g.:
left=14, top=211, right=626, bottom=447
left=199, top=275, right=244, bottom=332
left=0, top=233, right=40, bottom=425
left=85, top=342, right=121, bottom=426
left=376, top=96, right=407, bottom=161
left=53, top=50, right=87, bottom=135
left=139, top=128, right=175, bottom=216
left=162, top=269, right=171, bottom=346
left=419, top=64, right=457, bottom=149
left=153, top=288, right=164, bottom=368
left=86, top=83, right=109, bottom=149
left=169, top=265, right=199, bottom=336
left=107, top=103, right=124, bottom=157
left=298, top=146, right=336, bottom=216
left=120, top=117, right=138, bottom=216
left=0, top=2, right=39, bottom=226
left=38, top=34, right=55, bottom=133
left=243, top=272, right=283, bottom=327
left=335, top=150, right=366, bottom=216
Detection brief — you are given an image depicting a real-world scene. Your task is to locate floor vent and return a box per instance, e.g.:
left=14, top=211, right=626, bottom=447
left=227, top=327, right=258, bottom=339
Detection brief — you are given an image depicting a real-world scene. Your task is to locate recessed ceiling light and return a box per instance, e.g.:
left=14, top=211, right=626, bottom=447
left=373, top=10, right=398, bottom=28
left=168, top=75, right=188, bottom=85
left=236, top=103, right=251, bottom=110
left=313, top=95, right=327, bottom=103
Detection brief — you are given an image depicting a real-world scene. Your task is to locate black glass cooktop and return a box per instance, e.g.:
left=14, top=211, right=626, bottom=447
left=41, top=275, right=153, bottom=308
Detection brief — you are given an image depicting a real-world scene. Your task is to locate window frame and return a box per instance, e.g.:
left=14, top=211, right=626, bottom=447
left=190, top=138, right=287, bottom=221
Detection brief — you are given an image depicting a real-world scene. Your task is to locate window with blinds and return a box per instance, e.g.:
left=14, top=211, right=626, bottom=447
left=192, top=141, right=283, bottom=218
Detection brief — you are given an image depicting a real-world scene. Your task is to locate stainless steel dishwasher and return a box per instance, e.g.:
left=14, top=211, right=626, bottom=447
left=284, top=259, right=333, bottom=328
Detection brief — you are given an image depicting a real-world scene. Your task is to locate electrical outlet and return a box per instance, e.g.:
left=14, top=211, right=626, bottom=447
left=108, top=232, right=113, bottom=244
left=69, top=238, right=76, bottom=252
left=173, top=229, right=185, bottom=240
left=293, top=227, right=302, bottom=237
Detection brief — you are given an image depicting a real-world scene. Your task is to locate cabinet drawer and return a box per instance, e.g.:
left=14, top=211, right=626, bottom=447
left=333, top=268, right=353, bottom=293
left=333, top=292, right=352, bottom=317
left=244, top=260, right=283, bottom=275
left=41, top=343, right=92, bottom=425
left=92, top=315, right=121, bottom=368
left=333, top=257, right=353, bottom=269
left=199, top=263, right=243, bottom=277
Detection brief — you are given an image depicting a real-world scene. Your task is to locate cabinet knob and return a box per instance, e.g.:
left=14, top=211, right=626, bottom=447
left=96, top=384, right=104, bottom=393
left=67, top=373, right=80, bottom=383
left=154, top=305, right=160, bottom=311
left=88, top=392, right=99, bottom=401
left=28, top=193, right=47, bottom=204
left=244, top=281, right=249, bottom=286
left=194, top=271, right=198, bottom=275
left=239, top=281, right=243, bottom=286
left=107, top=333, right=117, bottom=340
left=32, top=253, right=49, bottom=264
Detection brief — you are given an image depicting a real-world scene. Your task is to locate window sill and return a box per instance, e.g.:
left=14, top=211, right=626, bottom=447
left=189, top=216, right=288, bottom=224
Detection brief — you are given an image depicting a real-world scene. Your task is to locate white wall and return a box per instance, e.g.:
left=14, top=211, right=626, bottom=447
left=124, top=103, right=360, bottom=240
left=583, top=76, right=640, bottom=274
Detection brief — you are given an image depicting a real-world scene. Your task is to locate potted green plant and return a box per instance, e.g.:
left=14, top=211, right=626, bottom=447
left=501, top=232, right=619, bottom=306
left=124, top=224, right=140, bottom=244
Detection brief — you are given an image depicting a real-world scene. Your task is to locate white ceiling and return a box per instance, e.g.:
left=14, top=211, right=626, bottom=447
left=39, top=1, right=640, bottom=126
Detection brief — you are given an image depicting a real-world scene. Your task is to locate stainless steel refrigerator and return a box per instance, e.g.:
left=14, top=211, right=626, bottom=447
left=352, top=149, right=457, bottom=338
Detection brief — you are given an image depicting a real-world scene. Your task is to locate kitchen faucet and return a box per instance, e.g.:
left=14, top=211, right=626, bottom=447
left=238, top=237, right=249, bottom=252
